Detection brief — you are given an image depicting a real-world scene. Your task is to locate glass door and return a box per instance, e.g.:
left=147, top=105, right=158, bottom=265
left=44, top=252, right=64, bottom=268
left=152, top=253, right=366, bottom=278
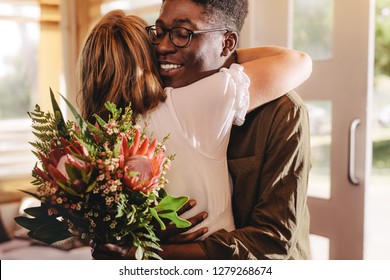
left=241, top=0, right=375, bottom=259
left=365, top=0, right=390, bottom=259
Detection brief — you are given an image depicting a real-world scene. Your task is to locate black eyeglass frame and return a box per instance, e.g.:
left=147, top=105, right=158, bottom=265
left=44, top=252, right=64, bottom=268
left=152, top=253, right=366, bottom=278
left=145, top=25, right=230, bottom=48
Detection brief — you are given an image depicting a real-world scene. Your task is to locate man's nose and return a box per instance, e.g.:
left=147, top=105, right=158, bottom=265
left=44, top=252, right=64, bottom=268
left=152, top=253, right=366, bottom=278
left=157, top=32, right=176, bottom=54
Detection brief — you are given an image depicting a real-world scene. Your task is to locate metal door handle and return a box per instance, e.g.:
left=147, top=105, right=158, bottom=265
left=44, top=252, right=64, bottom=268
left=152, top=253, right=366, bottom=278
left=348, top=119, right=361, bottom=185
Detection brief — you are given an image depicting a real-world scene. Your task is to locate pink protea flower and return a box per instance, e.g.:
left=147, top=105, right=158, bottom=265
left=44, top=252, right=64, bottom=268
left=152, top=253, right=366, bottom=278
left=34, top=138, right=93, bottom=196
left=119, top=130, right=166, bottom=193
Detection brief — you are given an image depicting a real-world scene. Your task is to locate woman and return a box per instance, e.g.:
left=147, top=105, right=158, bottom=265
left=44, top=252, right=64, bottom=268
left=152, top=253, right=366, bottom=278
left=78, top=10, right=311, bottom=258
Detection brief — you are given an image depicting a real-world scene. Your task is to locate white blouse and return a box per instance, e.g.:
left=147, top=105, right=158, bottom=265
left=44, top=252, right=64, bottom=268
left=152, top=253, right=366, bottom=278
left=143, top=64, right=250, bottom=238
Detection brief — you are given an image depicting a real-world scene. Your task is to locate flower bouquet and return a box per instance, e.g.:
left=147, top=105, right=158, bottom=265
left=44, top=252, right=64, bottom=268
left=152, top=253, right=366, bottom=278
left=15, top=89, right=190, bottom=260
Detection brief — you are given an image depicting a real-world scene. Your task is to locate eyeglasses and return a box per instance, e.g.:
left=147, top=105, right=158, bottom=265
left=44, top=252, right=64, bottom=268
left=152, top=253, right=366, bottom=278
left=145, top=25, right=229, bottom=48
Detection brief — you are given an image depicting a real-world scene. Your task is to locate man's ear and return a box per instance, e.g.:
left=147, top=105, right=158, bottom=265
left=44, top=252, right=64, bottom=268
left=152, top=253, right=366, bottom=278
left=222, top=31, right=238, bottom=57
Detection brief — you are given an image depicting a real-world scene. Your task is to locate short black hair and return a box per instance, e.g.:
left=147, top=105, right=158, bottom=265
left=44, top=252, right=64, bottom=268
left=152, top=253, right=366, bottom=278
left=192, top=0, right=249, bottom=33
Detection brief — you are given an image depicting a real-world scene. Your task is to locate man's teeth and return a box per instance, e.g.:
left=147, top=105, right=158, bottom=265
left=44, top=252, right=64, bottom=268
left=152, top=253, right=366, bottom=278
left=161, top=64, right=181, bottom=70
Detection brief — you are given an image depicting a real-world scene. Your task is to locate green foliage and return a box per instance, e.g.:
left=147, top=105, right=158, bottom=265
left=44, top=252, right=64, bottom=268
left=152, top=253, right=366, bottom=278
left=14, top=205, right=73, bottom=245
left=373, top=139, right=390, bottom=168
left=152, top=192, right=191, bottom=229
left=375, top=0, right=390, bottom=77
left=28, top=104, right=72, bottom=159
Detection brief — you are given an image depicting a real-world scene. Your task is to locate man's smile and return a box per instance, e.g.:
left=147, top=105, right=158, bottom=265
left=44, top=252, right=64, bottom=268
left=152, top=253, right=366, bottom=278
left=160, top=63, right=183, bottom=70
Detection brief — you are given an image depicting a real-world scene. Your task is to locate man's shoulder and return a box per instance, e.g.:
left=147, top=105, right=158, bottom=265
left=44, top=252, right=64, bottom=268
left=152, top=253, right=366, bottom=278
left=285, top=90, right=305, bottom=106
left=267, top=90, right=307, bottom=115
left=274, top=90, right=305, bottom=108
left=249, top=90, right=305, bottom=116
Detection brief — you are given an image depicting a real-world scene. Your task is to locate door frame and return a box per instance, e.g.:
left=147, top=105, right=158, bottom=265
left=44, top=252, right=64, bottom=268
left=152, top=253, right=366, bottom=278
left=240, top=0, right=375, bottom=259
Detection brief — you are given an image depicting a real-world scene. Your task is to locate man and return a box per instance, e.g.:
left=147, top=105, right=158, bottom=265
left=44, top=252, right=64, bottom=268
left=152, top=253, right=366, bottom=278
left=93, top=0, right=311, bottom=259
left=153, top=0, right=311, bottom=260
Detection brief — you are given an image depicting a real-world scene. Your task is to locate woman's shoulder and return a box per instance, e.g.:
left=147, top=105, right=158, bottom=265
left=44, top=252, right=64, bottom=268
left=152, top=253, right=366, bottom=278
left=220, top=63, right=250, bottom=90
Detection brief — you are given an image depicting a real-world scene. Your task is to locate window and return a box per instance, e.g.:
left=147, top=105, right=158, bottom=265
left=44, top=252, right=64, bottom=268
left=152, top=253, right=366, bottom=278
left=0, top=1, right=40, bottom=120
left=0, top=1, right=161, bottom=183
left=0, top=0, right=40, bottom=179
left=100, top=0, right=161, bottom=24
left=293, top=0, right=334, bottom=60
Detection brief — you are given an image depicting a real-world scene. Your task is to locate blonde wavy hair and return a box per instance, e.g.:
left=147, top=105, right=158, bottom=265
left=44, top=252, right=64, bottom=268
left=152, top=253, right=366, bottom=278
left=77, top=10, right=166, bottom=123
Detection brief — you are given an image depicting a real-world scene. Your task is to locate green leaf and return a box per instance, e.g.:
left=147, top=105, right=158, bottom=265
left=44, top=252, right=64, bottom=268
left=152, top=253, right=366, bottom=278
left=81, top=168, right=88, bottom=182
left=50, top=88, right=67, bottom=135
left=135, top=245, right=144, bottom=260
left=14, top=216, right=46, bottom=231
left=158, top=210, right=191, bottom=229
left=56, top=180, right=82, bottom=197
left=14, top=213, right=72, bottom=245
left=23, top=206, right=52, bottom=218
left=59, top=93, right=87, bottom=133
left=158, top=188, right=168, bottom=198
left=85, top=180, right=97, bottom=193
left=93, top=114, right=107, bottom=128
left=147, top=192, right=157, bottom=201
left=139, top=232, right=159, bottom=243
left=155, top=195, right=189, bottom=212
left=144, top=250, right=162, bottom=260
left=113, top=138, right=121, bottom=158
left=29, top=220, right=73, bottom=244
left=19, top=189, right=39, bottom=200
left=126, top=205, right=137, bottom=224
left=58, top=92, right=96, bottom=145
left=72, top=136, right=96, bottom=156
left=144, top=241, right=162, bottom=251
left=149, top=208, right=166, bottom=230
left=148, top=193, right=192, bottom=230
left=65, top=162, right=82, bottom=180
left=87, top=122, right=104, bottom=142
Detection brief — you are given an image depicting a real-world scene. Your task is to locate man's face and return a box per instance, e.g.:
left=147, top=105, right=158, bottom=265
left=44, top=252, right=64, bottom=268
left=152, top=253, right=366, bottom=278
left=155, top=0, right=228, bottom=88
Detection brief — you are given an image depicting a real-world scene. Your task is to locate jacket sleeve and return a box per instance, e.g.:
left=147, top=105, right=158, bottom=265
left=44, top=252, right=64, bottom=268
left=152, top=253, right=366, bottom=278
left=199, top=94, right=311, bottom=259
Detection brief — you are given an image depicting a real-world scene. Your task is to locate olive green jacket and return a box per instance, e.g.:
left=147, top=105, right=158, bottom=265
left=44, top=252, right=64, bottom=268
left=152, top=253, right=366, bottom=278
left=199, top=91, right=311, bottom=259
